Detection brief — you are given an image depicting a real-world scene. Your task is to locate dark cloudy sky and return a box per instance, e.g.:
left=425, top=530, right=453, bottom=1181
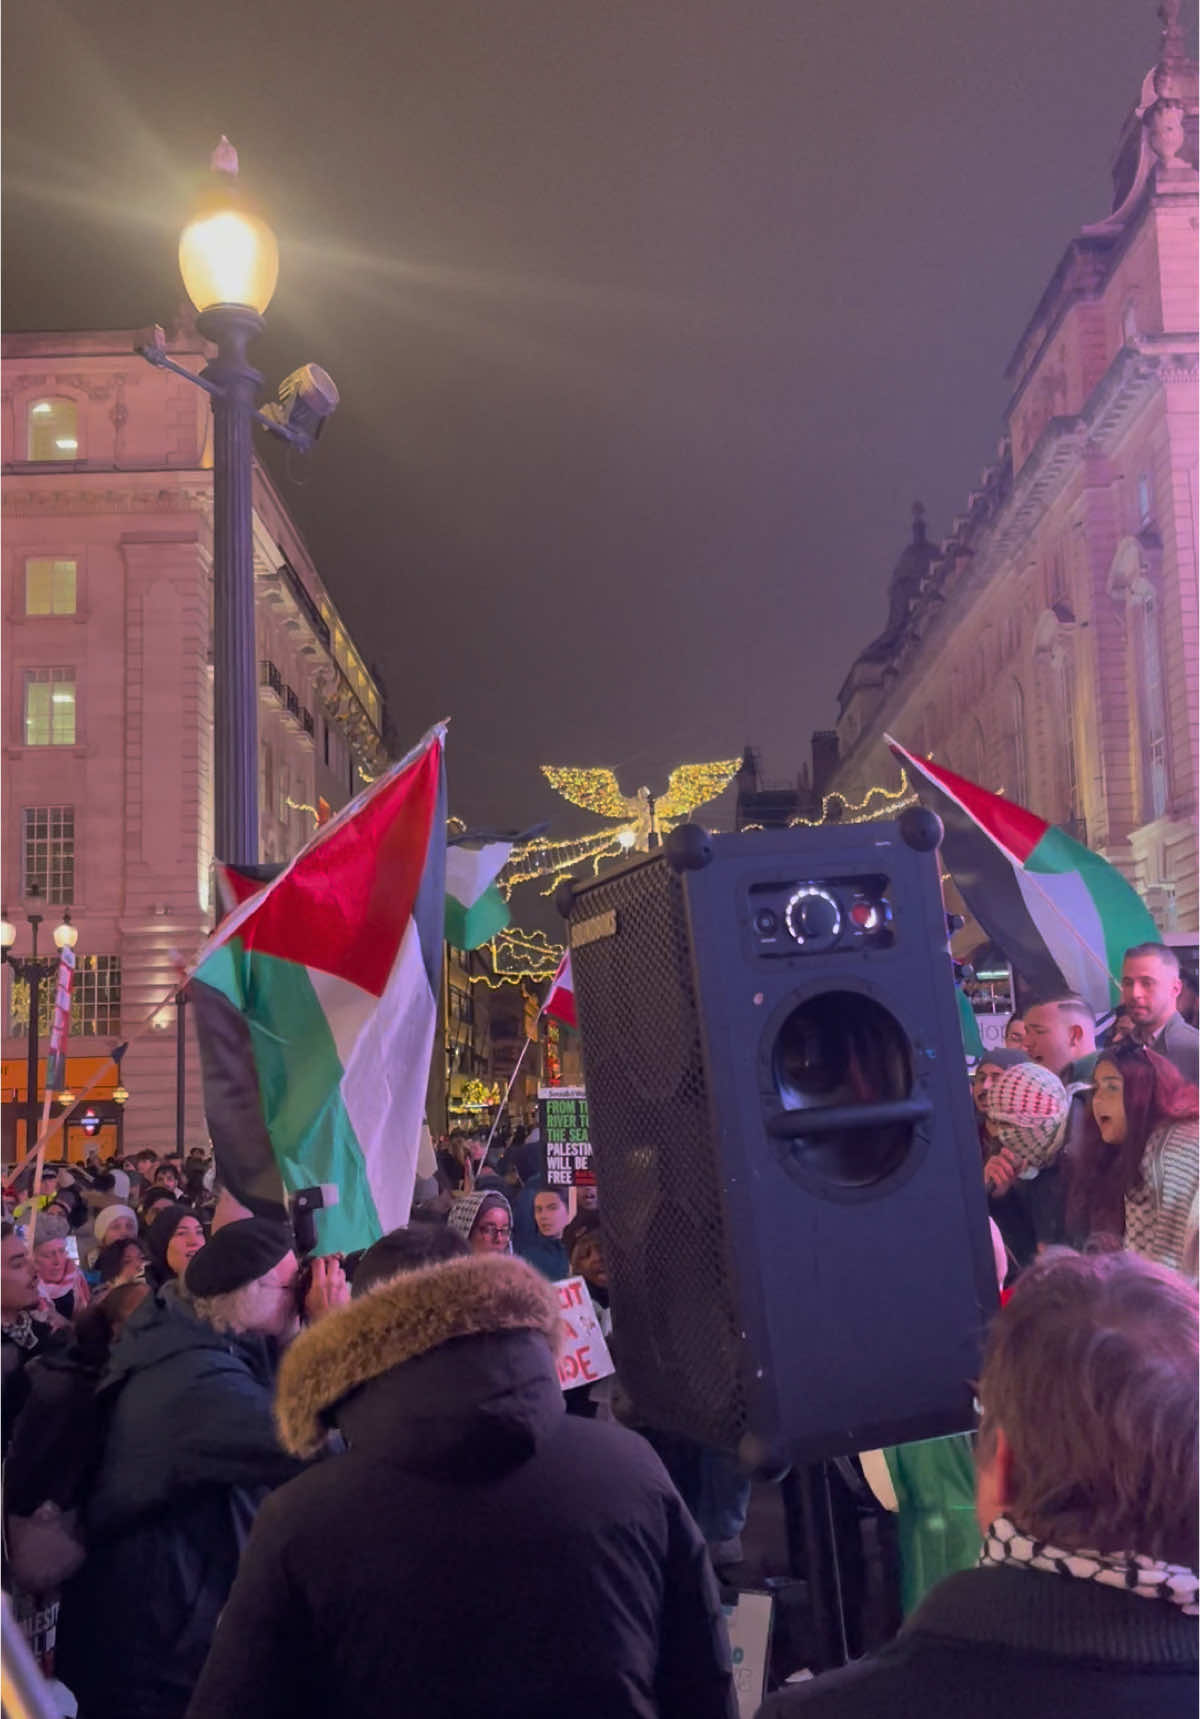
left=3, top=0, right=1161, bottom=837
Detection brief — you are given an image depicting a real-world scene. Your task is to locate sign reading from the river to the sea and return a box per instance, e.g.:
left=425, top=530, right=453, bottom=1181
left=538, top=1085, right=593, bottom=1187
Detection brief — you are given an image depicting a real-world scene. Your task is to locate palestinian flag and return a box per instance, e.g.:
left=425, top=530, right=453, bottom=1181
left=543, top=952, right=576, bottom=1028
left=888, top=735, right=1160, bottom=1014
left=190, top=725, right=446, bottom=1254
left=444, top=838, right=511, bottom=950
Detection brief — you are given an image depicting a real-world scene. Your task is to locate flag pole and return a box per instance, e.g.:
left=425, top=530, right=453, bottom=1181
left=482, top=1035, right=534, bottom=1158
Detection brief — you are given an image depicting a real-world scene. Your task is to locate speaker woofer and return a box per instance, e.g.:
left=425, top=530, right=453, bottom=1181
left=770, top=991, right=915, bottom=1188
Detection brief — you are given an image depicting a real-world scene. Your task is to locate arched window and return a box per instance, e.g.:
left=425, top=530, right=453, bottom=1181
left=1009, top=680, right=1028, bottom=804
left=1057, top=651, right=1080, bottom=826
left=27, top=398, right=80, bottom=461
left=1134, top=586, right=1169, bottom=821
left=1107, top=533, right=1169, bottom=828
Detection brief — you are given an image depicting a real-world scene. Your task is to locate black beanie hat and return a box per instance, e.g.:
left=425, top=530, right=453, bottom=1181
left=146, top=1203, right=202, bottom=1282
left=185, top=1218, right=294, bottom=1299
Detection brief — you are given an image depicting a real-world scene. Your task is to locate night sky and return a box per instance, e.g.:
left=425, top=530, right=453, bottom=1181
left=3, top=1, right=1159, bottom=840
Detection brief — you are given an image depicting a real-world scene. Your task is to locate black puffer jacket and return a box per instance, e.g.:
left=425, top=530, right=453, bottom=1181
left=187, top=1254, right=735, bottom=1719
left=56, top=1283, right=301, bottom=1719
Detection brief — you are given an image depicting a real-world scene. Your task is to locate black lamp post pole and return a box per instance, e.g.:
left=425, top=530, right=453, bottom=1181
left=24, top=912, right=43, bottom=1155
left=197, top=305, right=262, bottom=869
left=176, top=985, right=189, bottom=1153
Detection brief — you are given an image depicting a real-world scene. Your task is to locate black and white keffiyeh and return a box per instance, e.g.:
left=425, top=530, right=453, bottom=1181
left=982, top=1516, right=1199, bottom=1616
left=1, top=1311, right=41, bottom=1352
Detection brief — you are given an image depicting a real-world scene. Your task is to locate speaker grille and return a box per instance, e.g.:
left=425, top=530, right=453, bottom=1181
left=568, top=857, right=747, bottom=1449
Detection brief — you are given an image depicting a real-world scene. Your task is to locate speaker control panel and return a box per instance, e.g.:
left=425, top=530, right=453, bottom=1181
left=748, top=874, right=894, bottom=956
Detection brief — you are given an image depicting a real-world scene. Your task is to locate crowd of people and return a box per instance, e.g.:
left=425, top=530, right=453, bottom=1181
left=0, top=937, right=1196, bottom=1716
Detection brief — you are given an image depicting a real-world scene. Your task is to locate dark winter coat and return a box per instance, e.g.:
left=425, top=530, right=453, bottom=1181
left=186, top=1254, right=735, bottom=1719
left=56, top=1283, right=301, bottom=1719
left=757, top=1564, right=1199, bottom=1719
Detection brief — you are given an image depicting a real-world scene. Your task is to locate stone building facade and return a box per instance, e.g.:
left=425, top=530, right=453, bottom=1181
left=2, top=323, right=387, bottom=1158
left=832, top=10, right=1198, bottom=935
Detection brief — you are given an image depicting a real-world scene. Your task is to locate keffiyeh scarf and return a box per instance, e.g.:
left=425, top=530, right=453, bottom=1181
left=982, top=1516, right=1199, bottom=1616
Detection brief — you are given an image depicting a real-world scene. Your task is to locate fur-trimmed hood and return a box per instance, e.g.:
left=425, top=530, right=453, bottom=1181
left=276, top=1253, right=560, bottom=1459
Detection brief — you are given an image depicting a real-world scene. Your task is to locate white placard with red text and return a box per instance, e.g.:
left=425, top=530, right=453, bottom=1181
left=553, top=1275, right=615, bottom=1391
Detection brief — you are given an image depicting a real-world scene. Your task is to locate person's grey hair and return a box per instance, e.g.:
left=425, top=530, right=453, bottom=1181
left=192, top=1274, right=278, bottom=1335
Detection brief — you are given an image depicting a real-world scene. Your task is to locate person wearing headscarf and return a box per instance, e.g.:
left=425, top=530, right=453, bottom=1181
left=144, top=1204, right=207, bottom=1291
left=981, top=1062, right=1070, bottom=1253
left=446, top=1189, right=513, bottom=1256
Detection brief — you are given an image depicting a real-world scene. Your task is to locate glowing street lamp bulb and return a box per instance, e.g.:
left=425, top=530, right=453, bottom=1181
left=616, top=829, right=636, bottom=850
left=0, top=918, right=15, bottom=951
left=180, top=208, right=279, bottom=316
left=53, top=916, right=79, bottom=949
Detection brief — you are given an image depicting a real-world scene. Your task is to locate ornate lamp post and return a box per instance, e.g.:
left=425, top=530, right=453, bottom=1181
left=177, top=138, right=279, bottom=868
left=1, top=892, right=79, bottom=1150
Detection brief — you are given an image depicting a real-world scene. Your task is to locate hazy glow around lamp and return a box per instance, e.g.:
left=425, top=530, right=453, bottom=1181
left=179, top=137, right=279, bottom=317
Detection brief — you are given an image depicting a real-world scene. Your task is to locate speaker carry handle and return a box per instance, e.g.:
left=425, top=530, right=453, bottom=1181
left=766, top=1095, right=933, bottom=1139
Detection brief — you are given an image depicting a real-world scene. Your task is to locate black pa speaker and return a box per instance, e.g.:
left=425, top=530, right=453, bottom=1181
left=560, top=811, right=997, bottom=1466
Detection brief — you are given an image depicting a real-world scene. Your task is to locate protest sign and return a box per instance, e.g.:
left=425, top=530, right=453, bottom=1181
left=538, top=1085, right=594, bottom=1186
left=553, top=1275, right=614, bottom=1391
left=720, top=1588, right=775, bottom=1718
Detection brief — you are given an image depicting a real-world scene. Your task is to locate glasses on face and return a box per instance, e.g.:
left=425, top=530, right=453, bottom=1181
left=476, top=1224, right=511, bottom=1241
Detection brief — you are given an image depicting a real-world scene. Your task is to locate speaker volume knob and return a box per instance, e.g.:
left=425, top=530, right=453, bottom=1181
left=784, top=886, right=842, bottom=945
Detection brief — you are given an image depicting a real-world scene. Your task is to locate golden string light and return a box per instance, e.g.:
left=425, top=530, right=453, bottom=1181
left=467, top=924, right=565, bottom=986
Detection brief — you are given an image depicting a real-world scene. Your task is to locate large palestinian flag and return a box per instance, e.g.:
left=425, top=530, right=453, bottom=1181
left=190, top=726, right=446, bottom=1254
left=887, top=736, right=1160, bottom=1014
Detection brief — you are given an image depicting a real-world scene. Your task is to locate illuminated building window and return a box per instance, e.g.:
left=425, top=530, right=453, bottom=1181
left=9, top=954, right=121, bottom=1039
left=22, top=806, right=75, bottom=905
left=24, top=668, right=76, bottom=746
left=27, top=399, right=79, bottom=462
left=24, top=558, right=77, bottom=616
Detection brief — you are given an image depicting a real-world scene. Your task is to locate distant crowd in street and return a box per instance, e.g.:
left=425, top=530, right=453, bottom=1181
left=0, top=935, right=1196, bottom=1717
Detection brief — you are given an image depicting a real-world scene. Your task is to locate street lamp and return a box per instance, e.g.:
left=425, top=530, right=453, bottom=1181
left=137, top=139, right=338, bottom=869
left=178, top=138, right=279, bottom=868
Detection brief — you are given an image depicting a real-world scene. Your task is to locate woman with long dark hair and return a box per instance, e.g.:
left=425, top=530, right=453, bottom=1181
left=1069, top=1041, right=1198, bottom=1277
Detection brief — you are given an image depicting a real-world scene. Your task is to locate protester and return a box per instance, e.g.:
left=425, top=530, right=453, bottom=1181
left=1068, top=1041, right=1199, bottom=1277
left=446, top=1188, right=514, bottom=1254
left=1121, top=942, right=1200, bottom=1082
left=92, top=1201, right=138, bottom=1254
left=518, top=1185, right=572, bottom=1280
left=759, top=1249, right=1199, bottom=1718
left=2, top=1221, right=68, bottom=1453
left=4, top=1283, right=149, bottom=1598
left=57, top=1218, right=348, bottom=1719
left=31, top=1211, right=90, bottom=1318
left=972, top=1048, right=1029, bottom=1145
left=145, top=1203, right=206, bottom=1289
left=980, top=1061, right=1070, bottom=1250
left=1021, top=993, right=1097, bottom=1084
left=94, top=1236, right=149, bottom=1291
left=187, top=1251, right=735, bottom=1719
left=153, top=1163, right=184, bottom=1198
left=1003, top=1012, right=1027, bottom=1050
left=350, top=1222, right=469, bottom=1297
